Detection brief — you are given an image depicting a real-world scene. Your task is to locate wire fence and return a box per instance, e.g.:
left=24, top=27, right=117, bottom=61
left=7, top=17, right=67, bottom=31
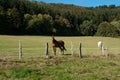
left=0, top=41, right=120, bottom=59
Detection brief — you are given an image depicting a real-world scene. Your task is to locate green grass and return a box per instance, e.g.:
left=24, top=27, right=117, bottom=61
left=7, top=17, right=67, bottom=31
left=0, top=35, right=120, bottom=80
left=0, top=56, right=120, bottom=80
left=0, top=35, right=120, bottom=56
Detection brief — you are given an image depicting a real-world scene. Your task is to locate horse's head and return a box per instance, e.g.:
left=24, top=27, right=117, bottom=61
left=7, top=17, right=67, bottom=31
left=52, top=35, right=54, bottom=39
left=52, top=35, right=55, bottom=41
left=52, top=35, right=56, bottom=44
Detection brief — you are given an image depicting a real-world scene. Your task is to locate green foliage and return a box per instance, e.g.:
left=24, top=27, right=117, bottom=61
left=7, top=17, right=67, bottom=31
left=96, top=22, right=118, bottom=37
left=24, top=13, right=32, bottom=20
left=111, top=20, right=120, bottom=35
left=7, top=8, right=21, bottom=28
left=26, top=14, right=53, bottom=35
left=54, top=15, right=72, bottom=35
left=0, top=0, right=120, bottom=36
left=80, top=20, right=96, bottom=36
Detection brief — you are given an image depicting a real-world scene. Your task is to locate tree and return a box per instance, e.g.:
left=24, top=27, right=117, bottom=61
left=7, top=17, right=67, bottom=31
left=7, top=8, right=21, bottom=28
left=26, top=14, right=53, bottom=35
left=80, top=20, right=96, bottom=36
left=0, top=6, right=7, bottom=34
left=111, top=20, right=120, bottom=35
left=27, top=14, right=43, bottom=34
left=41, top=14, right=53, bottom=34
left=96, top=22, right=118, bottom=37
left=54, top=15, right=72, bottom=35
left=24, top=13, right=32, bottom=21
left=0, top=0, right=120, bottom=36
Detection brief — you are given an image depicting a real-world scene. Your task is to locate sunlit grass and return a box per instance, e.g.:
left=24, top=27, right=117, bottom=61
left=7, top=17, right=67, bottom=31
left=0, top=35, right=120, bottom=80
left=0, top=35, right=120, bottom=58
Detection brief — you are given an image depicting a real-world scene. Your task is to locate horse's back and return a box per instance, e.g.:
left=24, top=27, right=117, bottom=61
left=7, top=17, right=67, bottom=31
left=58, top=40, right=64, bottom=45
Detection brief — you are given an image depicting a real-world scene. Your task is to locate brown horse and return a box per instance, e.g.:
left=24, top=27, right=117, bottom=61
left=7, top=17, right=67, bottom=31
left=52, top=35, right=66, bottom=55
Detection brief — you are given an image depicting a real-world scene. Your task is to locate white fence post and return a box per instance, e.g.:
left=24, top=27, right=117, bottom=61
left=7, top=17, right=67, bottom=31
left=19, top=40, right=22, bottom=59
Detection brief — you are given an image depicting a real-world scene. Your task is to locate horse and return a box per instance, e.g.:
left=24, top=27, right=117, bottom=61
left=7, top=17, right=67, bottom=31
left=52, top=35, right=66, bottom=55
left=98, top=41, right=107, bottom=56
left=98, top=41, right=103, bottom=50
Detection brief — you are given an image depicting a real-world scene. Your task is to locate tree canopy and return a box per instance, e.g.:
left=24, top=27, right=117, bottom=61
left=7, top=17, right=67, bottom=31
left=0, top=0, right=120, bottom=37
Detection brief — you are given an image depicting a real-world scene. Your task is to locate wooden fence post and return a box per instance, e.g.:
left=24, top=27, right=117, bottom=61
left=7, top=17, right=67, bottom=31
left=45, top=42, right=49, bottom=58
left=19, top=40, right=22, bottom=59
left=102, top=46, right=105, bottom=55
left=79, top=43, right=83, bottom=58
left=104, top=48, right=108, bottom=57
left=102, top=46, right=108, bottom=57
left=71, top=41, right=74, bottom=56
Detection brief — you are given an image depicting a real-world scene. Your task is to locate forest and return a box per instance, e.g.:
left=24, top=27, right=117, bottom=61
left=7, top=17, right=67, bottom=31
left=0, top=0, right=120, bottom=37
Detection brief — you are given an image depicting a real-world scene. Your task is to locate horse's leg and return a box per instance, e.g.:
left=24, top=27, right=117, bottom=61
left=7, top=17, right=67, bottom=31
left=58, top=47, right=63, bottom=55
left=62, top=49, right=64, bottom=55
left=61, top=47, right=64, bottom=55
left=63, top=45, right=66, bottom=51
left=53, top=47, right=56, bottom=55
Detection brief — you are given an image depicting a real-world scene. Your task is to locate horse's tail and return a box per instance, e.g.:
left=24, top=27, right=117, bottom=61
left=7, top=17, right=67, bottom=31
left=58, top=40, right=66, bottom=51
left=63, top=46, right=66, bottom=51
left=62, top=41, right=66, bottom=51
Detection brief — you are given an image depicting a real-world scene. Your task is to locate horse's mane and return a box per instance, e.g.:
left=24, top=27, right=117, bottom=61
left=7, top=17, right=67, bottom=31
left=52, top=35, right=57, bottom=43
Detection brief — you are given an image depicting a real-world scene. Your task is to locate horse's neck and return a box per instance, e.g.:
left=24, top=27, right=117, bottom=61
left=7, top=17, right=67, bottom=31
left=52, top=38, right=57, bottom=43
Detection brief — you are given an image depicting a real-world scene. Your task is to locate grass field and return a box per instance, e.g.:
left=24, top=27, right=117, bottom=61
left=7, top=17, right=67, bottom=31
left=0, top=35, right=120, bottom=80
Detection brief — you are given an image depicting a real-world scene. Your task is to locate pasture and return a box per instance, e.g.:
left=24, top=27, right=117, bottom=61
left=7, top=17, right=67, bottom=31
left=0, top=35, right=120, bottom=80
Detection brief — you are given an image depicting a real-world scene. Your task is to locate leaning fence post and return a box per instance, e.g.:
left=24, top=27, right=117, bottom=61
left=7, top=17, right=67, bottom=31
left=45, top=42, right=49, bottom=58
left=19, top=40, right=22, bottom=59
left=79, top=43, right=83, bottom=58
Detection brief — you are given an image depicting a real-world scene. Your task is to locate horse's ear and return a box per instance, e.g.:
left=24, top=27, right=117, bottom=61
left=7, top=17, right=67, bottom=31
left=52, top=35, right=54, bottom=37
left=52, top=35, right=54, bottom=39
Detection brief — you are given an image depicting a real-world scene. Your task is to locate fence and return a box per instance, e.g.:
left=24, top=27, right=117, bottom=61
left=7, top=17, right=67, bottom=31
left=0, top=40, right=120, bottom=59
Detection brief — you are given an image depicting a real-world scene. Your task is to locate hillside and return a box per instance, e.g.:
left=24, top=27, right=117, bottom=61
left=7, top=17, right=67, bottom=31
left=0, top=0, right=120, bottom=36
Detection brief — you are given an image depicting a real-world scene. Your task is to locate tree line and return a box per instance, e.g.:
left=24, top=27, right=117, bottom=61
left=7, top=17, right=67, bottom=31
left=0, top=0, right=120, bottom=37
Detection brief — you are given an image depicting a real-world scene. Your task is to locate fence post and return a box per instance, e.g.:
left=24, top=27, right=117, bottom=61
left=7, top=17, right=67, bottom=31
left=19, top=40, right=22, bottom=59
left=79, top=43, right=83, bottom=58
left=45, top=42, right=49, bottom=58
left=71, top=41, right=74, bottom=56
left=102, top=46, right=108, bottom=57
left=105, top=48, right=108, bottom=57
left=102, top=46, right=105, bottom=55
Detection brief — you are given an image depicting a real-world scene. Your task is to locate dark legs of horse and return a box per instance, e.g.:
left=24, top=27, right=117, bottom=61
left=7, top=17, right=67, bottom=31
left=59, top=47, right=66, bottom=55
left=61, top=49, right=64, bottom=55
left=53, top=47, right=64, bottom=55
left=53, top=45, right=66, bottom=55
left=63, top=46, right=66, bottom=51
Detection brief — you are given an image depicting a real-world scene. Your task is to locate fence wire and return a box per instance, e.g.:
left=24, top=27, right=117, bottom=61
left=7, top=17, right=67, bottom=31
left=0, top=41, right=120, bottom=59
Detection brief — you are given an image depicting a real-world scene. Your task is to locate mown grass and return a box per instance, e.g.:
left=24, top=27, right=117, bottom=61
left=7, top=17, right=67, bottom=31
left=0, top=35, right=120, bottom=80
